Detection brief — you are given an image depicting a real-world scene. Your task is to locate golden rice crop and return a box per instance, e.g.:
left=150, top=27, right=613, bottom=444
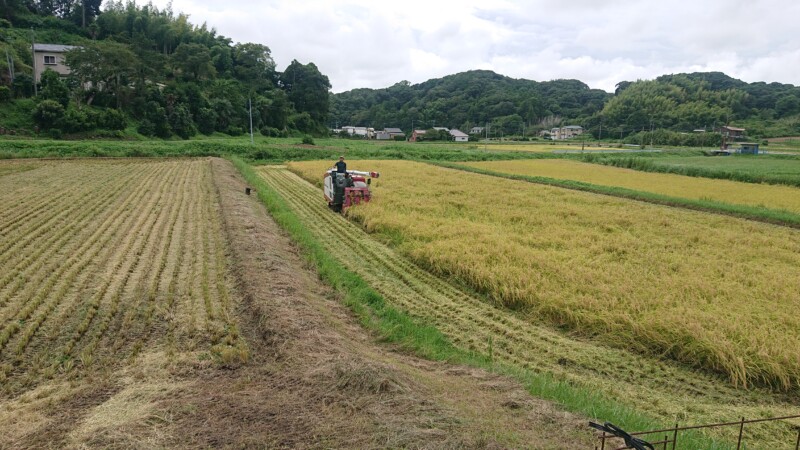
left=466, top=159, right=800, bottom=213
left=288, top=160, right=800, bottom=390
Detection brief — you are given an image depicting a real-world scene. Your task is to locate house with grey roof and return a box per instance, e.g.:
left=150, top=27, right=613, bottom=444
left=33, top=44, right=79, bottom=82
left=376, top=127, right=405, bottom=140
left=449, top=129, right=469, bottom=142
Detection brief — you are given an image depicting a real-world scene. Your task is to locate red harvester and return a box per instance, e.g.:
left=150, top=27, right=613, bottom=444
left=323, top=168, right=380, bottom=213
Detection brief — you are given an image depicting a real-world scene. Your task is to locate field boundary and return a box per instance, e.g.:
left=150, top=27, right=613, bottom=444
left=229, top=156, right=730, bottom=449
left=435, top=161, right=800, bottom=229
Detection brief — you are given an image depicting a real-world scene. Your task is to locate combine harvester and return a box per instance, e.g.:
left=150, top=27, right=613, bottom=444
left=323, top=168, right=380, bottom=213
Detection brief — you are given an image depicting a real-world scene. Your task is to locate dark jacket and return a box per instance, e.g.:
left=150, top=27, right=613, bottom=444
left=335, top=161, right=347, bottom=173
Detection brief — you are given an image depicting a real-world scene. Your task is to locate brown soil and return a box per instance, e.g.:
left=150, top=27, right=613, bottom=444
left=0, top=158, right=592, bottom=449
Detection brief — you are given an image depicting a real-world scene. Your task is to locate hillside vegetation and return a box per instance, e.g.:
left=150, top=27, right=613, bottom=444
left=0, top=1, right=331, bottom=138
left=332, top=71, right=800, bottom=140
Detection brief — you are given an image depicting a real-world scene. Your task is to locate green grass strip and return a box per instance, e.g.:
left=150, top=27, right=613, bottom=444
left=434, top=161, right=800, bottom=229
left=577, top=153, right=800, bottom=188
left=228, top=156, right=729, bottom=449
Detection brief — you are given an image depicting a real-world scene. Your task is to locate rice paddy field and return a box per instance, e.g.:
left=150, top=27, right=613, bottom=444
left=0, top=158, right=246, bottom=397
left=262, top=162, right=800, bottom=447
left=287, top=160, right=800, bottom=392
left=464, top=159, right=800, bottom=213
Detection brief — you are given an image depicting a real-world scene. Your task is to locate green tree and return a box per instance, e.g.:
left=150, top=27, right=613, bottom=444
left=39, top=69, right=70, bottom=108
left=280, top=60, right=330, bottom=131
left=232, top=42, right=275, bottom=91
left=168, top=102, right=196, bottom=138
left=172, top=43, right=215, bottom=81
left=65, top=41, right=139, bottom=108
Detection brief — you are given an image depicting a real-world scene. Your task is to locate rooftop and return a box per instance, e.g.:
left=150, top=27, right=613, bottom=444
left=33, top=44, right=79, bottom=52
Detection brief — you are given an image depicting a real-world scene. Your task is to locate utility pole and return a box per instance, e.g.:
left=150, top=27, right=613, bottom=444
left=248, top=96, right=254, bottom=144
left=5, top=47, right=14, bottom=83
left=31, top=28, right=37, bottom=96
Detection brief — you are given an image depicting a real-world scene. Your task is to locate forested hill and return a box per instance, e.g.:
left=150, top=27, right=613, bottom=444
left=331, top=70, right=611, bottom=134
left=334, top=70, right=800, bottom=139
left=0, top=1, right=332, bottom=138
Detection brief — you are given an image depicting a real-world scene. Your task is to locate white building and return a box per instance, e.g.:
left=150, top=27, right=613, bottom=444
left=449, top=129, right=469, bottom=142
left=550, top=125, right=584, bottom=140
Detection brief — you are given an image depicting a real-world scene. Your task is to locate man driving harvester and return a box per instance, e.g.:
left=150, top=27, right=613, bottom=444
left=323, top=158, right=380, bottom=213
left=335, top=156, right=347, bottom=173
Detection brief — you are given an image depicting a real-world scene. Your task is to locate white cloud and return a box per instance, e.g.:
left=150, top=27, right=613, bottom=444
left=137, top=0, right=800, bottom=92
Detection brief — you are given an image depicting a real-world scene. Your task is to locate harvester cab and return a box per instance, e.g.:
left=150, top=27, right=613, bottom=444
left=323, top=169, right=380, bottom=213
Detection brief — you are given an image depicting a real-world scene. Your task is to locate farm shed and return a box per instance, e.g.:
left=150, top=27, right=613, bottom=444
left=739, top=143, right=760, bottom=154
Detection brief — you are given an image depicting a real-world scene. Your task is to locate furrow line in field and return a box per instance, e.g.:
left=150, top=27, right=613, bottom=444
left=60, top=161, right=185, bottom=362
left=0, top=163, right=130, bottom=268
left=105, top=161, right=193, bottom=359
left=4, top=162, right=178, bottom=362
left=0, top=162, right=161, bottom=318
left=258, top=167, right=792, bottom=421
left=164, top=161, right=203, bottom=357
left=0, top=162, right=100, bottom=228
left=34, top=162, right=172, bottom=357
left=0, top=164, right=148, bottom=306
left=206, top=161, right=243, bottom=352
left=0, top=162, right=132, bottom=245
left=125, top=160, right=194, bottom=359
left=178, top=171, right=203, bottom=348
left=0, top=179, right=148, bottom=357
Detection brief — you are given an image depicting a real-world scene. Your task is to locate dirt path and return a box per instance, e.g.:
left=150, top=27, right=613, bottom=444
left=0, top=159, right=592, bottom=449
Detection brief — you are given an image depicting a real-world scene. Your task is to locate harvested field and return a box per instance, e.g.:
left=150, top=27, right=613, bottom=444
left=466, top=158, right=800, bottom=213
left=262, top=164, right=800, bottom=447
left=0, top=158, right=247, bottom=397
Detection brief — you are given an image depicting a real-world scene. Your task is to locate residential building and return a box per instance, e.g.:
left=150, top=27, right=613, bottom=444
left=376, top=127, right=405, bottom=140
left=469, top=126, right=484, bottom=135
left=449, top=129, right=469, bottom=142
left=718, top=126, right=746, bottom=139
left=409, top=129, right=427, bottom=142
left=33, top=43, right=78, bottom=82
left=550, top=125, right=584, bottom=140
left=341, top=126, right=374, bottom=138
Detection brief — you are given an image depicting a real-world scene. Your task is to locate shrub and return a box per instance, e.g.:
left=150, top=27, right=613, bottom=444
left=168, top=103, right=197, bottom=139
left=99, top=109, right=127, bottom=130
left=33, top=100, right=65, bottom=129
left=301, top=135, right=315, bottom=145
left=0, top=86, right=11, bottom=102
left=260, top=126, right=280, bottom=137
left=137, top=119, right=155, bottom=137
left=49, top=128, right=62, bottom=139
left=196, top=107, right=217, bottom=135
left=58, top=108, right=94, bottom=133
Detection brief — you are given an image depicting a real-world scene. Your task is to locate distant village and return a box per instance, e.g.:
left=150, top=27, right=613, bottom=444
left=330, top=124, right=586, bottom=142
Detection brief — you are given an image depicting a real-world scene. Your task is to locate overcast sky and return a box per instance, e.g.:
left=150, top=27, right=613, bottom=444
left=140, top=0, right=800, bottom=93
